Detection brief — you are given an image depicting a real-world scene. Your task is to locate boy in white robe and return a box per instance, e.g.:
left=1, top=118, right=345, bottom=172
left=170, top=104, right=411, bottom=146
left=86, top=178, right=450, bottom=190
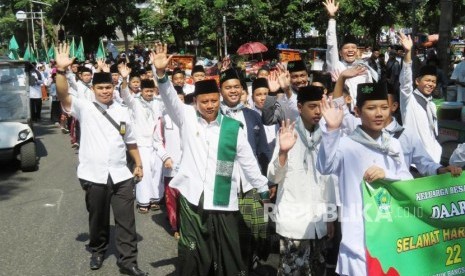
left=120, top=65, right=163, bottom=213
left=317, top=82, right=412, bottom=276
left=398, top=33, right=442, bottom=163
left=268, top=86, right=336, bottom=275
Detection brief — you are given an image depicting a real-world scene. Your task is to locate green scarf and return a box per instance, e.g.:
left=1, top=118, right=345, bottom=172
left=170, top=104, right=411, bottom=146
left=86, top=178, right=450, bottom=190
left=213, top=114, right=241, bottom=206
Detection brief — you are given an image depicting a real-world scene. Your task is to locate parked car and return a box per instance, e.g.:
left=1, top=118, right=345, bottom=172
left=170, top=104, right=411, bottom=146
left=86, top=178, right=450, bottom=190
left=0, top=58, right=38, bottom=171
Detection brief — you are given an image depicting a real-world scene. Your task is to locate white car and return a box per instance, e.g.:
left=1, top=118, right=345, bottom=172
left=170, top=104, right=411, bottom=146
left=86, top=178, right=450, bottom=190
left=0, top=58, right=38, bottom=171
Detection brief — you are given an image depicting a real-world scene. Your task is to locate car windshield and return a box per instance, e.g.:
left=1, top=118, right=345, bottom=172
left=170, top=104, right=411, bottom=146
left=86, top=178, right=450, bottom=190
left=0, top=65, right=29, bottom=121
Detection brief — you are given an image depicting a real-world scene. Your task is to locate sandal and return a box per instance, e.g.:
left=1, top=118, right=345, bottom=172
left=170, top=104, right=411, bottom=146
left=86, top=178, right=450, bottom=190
left=136, top=205, right=150, bottom=214
left=150, top=203, right=160, bottom=211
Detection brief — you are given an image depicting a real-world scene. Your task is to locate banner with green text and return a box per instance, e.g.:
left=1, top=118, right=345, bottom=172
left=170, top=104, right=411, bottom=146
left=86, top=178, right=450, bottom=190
left=363, top=174, right=465, bottom=276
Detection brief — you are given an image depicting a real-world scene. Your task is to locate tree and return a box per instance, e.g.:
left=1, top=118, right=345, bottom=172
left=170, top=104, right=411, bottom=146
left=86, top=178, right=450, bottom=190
left=47, top=0, right=143, bottom=54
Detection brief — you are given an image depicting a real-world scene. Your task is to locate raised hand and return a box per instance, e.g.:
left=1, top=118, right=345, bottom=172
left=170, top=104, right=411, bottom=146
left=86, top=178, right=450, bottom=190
left=330, top=70, right=341, bottom=82
left=323, top=0, right=339, bottom=17
left=54, top=43, right=75, bottom=71
left=149, top=43, right=173, bottom=75
left=321, top=95, right=343, bottom=131
left=398, top=32, right=413, bottom=52
left=118, top=63, right=131, bottom=79
left=267, top=70, right=280, bottom=93
left=279, top=119, right=297, bottom=153
left=96, top=58, right=110, bottom=73
left=96, top=58, right=105, bottom=72
left=276, top=63, right=290, bottom=90
left=340, top=66, right=367, bottom=79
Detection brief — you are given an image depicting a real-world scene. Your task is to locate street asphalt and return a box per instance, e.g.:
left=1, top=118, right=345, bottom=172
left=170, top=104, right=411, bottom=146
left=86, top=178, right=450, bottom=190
left=0, top=102, right=279, bottom=276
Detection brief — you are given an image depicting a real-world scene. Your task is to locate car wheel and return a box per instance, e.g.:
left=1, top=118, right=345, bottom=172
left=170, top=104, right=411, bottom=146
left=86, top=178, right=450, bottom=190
left=20, top=142, right=38, bottom=172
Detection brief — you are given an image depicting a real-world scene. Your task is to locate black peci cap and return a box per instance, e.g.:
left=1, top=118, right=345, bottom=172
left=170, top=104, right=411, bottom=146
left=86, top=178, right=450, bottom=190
left=92, top=72, right=112, bottom=85
left=194, top=79, right=219, bottom=95
left=297, top=85, right=325, bottom=103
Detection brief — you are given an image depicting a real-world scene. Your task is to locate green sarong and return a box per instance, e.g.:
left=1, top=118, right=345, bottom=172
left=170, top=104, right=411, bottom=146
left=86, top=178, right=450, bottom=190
left=238, top=189, right=270, bottom=269
left=178, top=195, right=246, bottom=276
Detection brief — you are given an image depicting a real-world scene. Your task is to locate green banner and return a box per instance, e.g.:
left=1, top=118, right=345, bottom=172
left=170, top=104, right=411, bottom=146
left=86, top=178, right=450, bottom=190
left=363, top=174, right=465, bottom=275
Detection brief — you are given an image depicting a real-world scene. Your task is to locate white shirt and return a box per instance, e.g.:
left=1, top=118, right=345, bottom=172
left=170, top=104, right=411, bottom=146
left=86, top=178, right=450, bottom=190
left=361, top=51, right=372, bottom=59
left=317, top=127, right=412, bottom=276
left=253, top=107, right=277, bottom=151
left=268, top=128, right=334, bottom=240
left=155, top=112, right=183, bottom=178
left=450, top=143, right=465, bottom=167
left=158, top=79, right=269, bottom=211
left=67, top=98, right=136, bottom=184
left=121, top=87, right=162, bottom=147
left=283, top=90, right=299, bottom=122
left=76, top=80, right=94, bottom=102
left=385, top=118, right=440, bottom=176
left=183, top=83, right=195, bottom=95
left=451, top=60, right=465, bottom=102
left=29, top=71, right=43, bottom=99
left=311, top=59, right=325, bottom=71
left=113, top=83, right=124, bottom=105
left=399, top=62, right=442, bottom=163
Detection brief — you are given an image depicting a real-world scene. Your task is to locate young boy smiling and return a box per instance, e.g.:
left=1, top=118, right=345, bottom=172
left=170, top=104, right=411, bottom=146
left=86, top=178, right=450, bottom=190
left=398, top=33, right=442, bottom=163
left=317, top=83, right=412, bottom=276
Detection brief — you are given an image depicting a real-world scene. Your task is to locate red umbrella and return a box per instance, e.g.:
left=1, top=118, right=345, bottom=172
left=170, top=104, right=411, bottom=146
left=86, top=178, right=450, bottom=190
left=237, top=42, right=268, bottom=55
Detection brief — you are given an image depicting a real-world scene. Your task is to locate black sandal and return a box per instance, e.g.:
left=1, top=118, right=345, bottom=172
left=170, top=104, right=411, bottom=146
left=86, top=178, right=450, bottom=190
left=136, top=204, right=150, bottom=214
left=150, top=202, right=160, bottom=211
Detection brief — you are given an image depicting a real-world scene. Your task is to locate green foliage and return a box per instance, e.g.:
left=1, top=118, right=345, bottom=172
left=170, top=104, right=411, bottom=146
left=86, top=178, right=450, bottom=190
left=47, top=0, right=142, bottom=52
left=1, top=0, right=464, bottom=60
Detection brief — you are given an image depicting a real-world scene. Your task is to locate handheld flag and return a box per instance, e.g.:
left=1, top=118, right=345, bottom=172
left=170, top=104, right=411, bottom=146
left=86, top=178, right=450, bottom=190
left=75, top=37, right=85, bottom=62
left=96, top=38, right=106, bottom=59
left=69, top=37, right=76, bottom=58
left=8, top=35, right=20, bottom=60
left=38, top=47, right=48, bottom=63
left=23, top=44, right=37, bottom=63
left=47, top=46, right=55, bottom=60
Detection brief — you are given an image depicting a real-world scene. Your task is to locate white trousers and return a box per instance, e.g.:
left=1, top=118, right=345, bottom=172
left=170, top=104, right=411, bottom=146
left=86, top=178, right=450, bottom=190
left=135, top=146, right=163, bottom=205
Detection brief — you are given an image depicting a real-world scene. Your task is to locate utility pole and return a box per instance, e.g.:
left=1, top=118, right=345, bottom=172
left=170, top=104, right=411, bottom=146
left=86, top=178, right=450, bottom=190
left=30, top=0, right=36, bottom=50
left=411, top=0, right=417, bottom=37
left=223, top=15, right=227, bottom=57
left=40, top=9, right=45, bottom=47
left=438, top=0, right=453, bottom=77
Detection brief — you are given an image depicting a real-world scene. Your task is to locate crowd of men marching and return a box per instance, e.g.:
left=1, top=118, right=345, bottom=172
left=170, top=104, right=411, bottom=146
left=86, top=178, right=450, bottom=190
left=24, top=1, right=465, bottom=275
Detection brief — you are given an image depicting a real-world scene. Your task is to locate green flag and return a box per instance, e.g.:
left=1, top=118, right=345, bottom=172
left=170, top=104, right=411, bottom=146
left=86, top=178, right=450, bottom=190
left=362, top=174, right=465, bottom=275
left=8, top=35, right=20, bottom=60
left=38, top=47, right=48, bottom=63
left=75, top=37, right=85, bottom=62
left=8, top=50, right=19, bottom=60
left=30, top=46, right=37, bottom=63
left=9, top=35, right=19, bottom=51
left=69, top=37, right=76, bottom=58
left=23, top=44, right=31, bottom=61
left=96, top=38, right=106, bottom=59
left=47, top=46, right=55, bottom=60
left=23, top=44, right=37, bottom=63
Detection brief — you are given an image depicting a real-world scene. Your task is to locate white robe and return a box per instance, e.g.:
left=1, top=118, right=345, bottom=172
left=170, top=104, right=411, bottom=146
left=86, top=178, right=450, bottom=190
left=268, top=128, right=335, bottom=239
left=317, top=127, right=412, bottom=276
left=449, top=142, right=465, bottom=167
left=399, top=62, right=442, bottom=163
left=121, top=87, right=164, bottom=202
left=385, top=118, right=440, bottom=176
